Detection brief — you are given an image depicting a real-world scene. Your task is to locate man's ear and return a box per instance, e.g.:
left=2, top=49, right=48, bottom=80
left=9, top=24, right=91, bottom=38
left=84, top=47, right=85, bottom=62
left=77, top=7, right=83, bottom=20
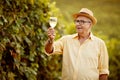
left=89, top=23, right=93, bottom=28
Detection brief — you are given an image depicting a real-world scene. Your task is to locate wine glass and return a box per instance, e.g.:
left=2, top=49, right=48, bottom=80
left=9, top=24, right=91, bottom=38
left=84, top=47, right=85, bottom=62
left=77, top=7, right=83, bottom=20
left=49, top=17, right=57, bottom=28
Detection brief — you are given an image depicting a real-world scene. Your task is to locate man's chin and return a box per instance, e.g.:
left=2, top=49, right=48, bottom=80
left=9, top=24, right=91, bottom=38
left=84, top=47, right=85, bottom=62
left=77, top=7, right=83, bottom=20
left=77, top=30, right=83, bottom=34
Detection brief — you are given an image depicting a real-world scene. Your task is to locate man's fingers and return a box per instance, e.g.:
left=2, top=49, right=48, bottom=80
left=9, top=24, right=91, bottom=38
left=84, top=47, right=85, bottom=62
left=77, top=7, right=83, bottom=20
left=47, top=27, right=55, bottom=39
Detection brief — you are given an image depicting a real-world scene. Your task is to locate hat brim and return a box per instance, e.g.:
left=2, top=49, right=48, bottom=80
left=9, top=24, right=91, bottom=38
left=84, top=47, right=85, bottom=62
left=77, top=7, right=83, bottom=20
left=73, top=13, right=97, bottom=25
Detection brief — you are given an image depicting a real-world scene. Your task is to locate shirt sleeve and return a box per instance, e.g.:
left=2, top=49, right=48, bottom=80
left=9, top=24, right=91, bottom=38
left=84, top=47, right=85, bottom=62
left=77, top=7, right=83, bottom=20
left=53, top=37, right=64, bottom=54
left=98, top=40, right=109, bottom=75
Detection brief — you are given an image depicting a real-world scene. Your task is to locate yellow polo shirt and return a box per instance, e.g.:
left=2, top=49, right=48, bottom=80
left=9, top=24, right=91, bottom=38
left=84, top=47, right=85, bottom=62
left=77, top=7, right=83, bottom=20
left=46, top=33, right=109, bottom=80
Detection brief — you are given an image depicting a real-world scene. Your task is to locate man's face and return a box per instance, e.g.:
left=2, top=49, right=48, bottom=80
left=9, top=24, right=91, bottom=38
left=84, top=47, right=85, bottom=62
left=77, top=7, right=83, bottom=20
left=74, top=16, right=92, bottom=34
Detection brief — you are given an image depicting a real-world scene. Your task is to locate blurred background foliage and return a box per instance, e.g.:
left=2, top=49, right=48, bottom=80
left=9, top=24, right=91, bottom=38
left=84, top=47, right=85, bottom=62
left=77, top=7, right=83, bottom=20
left=0, top=0, right=120, bottom=80
left=0, top=0, right=62, bottom=80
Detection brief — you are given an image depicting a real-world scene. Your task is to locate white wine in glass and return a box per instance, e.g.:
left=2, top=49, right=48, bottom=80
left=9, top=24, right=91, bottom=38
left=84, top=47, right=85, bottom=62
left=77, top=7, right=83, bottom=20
left=49, top=17, right=57, bottom=28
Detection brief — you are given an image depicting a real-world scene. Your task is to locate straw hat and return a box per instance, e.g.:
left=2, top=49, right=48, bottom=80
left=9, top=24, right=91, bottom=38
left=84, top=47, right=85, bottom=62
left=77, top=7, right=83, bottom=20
left=73, top=8, right=97, bottom=25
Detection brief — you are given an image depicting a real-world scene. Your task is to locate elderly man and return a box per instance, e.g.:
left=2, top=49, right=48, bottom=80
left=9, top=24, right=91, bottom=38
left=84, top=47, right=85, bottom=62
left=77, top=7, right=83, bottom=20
left=45, top=8, right=109, bottom=80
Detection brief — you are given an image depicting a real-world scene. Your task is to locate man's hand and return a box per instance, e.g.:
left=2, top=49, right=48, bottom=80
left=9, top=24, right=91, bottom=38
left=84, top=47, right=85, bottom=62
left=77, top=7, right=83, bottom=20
left=99, top=74, right=108, bottom=80
left=47, top=27, right=56, bottom=41
left=45, top=27, right=56, bottom=53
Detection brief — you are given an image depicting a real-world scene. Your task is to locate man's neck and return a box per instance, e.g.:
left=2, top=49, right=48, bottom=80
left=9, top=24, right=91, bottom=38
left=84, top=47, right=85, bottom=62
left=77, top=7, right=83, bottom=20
left=78, top=32, right=90, bottom=40
left=78, top=32, right=90, bottom=45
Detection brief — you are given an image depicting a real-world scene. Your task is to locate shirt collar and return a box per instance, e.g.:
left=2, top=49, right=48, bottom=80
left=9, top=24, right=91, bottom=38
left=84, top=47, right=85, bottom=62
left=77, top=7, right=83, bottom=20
left=72, top=32, right=94, bottom=40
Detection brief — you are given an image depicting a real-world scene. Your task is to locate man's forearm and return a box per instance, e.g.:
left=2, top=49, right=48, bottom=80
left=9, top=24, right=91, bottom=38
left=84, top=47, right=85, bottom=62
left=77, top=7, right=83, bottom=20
left=45, top=39, right=54, bottom=53
left=99, top=74, right=108, bottom=80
